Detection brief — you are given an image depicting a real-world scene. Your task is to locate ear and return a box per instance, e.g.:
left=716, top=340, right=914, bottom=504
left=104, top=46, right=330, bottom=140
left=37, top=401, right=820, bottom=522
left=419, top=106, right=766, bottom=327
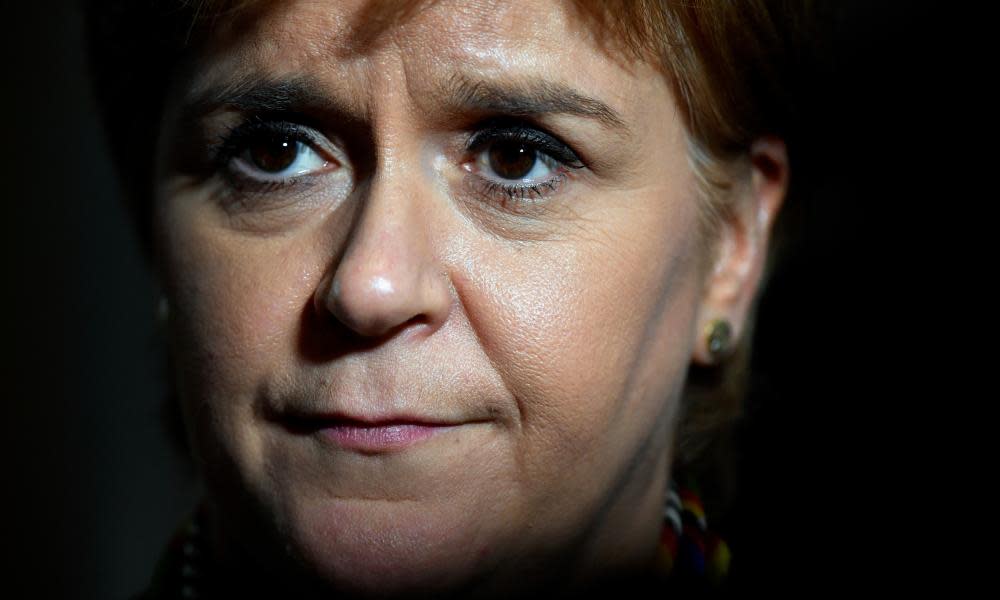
left=691, top=137, right=789, bottom=366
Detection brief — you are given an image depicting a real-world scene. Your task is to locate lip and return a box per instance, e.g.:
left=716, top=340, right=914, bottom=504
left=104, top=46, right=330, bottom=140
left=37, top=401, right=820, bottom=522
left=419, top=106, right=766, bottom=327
left=319, top=421, right=455, bottom=453
left=278, top=412, right=463, bottom=454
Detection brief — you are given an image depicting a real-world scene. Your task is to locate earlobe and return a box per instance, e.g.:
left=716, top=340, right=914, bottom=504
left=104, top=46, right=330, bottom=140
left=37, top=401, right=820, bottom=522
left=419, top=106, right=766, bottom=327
left=692, top=136, right=789, bottom=366
left=157, top=294, right=170, bottom=325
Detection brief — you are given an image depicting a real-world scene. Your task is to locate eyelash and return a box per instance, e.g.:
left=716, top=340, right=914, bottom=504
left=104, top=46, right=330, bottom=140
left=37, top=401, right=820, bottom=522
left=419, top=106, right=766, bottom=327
left=210, top=116, right=585, bottom=208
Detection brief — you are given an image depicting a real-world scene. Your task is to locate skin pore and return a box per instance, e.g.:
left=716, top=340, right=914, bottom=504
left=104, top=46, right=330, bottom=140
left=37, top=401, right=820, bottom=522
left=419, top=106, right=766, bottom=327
left=152, top=0, right=786, bottom=596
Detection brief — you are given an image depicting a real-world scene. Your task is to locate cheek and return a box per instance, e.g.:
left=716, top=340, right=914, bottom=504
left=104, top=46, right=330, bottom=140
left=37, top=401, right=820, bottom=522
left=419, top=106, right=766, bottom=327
left=455, top=193, right=704, bottom=481
left=157, top=212, right=324, bottom=444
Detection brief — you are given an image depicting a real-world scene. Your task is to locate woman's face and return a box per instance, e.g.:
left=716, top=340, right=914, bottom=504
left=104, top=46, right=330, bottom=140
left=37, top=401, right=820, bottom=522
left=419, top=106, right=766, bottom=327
left=153, top=0, right=757, bottom=595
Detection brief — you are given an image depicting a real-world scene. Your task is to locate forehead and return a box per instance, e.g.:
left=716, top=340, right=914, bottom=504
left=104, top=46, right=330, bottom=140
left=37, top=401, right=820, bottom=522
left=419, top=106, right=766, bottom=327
left=206, top=0, right=586, bottom=67
left=186, top=0, right=661, bottom=117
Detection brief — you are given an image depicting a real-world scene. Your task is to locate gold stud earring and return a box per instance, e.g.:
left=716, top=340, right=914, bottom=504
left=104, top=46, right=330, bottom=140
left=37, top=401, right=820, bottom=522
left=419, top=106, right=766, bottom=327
left=705, top=319, right=733, bottom=362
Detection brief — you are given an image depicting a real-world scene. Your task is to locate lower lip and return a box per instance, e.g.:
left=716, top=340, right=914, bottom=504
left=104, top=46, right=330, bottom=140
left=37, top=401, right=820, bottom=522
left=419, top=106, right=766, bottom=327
left=318, top=423, right=453, bottom=453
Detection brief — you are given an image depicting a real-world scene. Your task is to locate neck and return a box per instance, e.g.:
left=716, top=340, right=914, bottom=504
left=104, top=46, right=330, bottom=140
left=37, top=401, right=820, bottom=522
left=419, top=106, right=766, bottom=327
left=571, top=452, right=671, bottom=592
left=195, top=452, right=674, bottom=599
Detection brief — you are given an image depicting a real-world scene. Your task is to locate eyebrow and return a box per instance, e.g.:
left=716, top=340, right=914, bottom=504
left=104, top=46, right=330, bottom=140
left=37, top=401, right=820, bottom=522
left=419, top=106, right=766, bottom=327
left=439, top=74, right=629, bottom=132
left=179, top=72, right=629, bottom=134
left=179, top=74, right=346, bottom=122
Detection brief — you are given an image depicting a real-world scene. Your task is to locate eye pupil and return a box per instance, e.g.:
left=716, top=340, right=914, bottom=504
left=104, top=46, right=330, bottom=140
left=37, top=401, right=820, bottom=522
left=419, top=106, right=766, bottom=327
left=249, top=136, right=298, bottom=173
left=489, top=141, right=536, bottom=180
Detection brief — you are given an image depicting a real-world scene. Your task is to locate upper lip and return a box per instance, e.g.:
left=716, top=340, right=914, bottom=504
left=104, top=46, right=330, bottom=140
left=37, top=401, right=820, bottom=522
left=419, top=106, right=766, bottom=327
left=270, top=408, right=478, bottom=434
left=285, top=410, right=460, bottom=427
left=262, top=372, right=499, bottom=432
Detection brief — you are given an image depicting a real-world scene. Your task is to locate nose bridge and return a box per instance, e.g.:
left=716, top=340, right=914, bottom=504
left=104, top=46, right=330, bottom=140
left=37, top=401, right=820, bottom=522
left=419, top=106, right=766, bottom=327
left=320, top=151, right=451, bottom=339
left=342, top=179, right=418, bottom=296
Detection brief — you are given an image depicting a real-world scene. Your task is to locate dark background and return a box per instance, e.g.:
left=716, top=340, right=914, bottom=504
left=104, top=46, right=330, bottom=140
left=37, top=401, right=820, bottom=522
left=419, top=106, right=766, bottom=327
left=6, top=3, right=198, bottom=598
left=3, top=2, right=943, bottom=597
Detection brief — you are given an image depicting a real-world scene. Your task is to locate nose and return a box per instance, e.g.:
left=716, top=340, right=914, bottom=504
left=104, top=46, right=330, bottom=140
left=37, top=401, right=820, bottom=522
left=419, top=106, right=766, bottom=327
left=315, top=176, right=452, bottom=340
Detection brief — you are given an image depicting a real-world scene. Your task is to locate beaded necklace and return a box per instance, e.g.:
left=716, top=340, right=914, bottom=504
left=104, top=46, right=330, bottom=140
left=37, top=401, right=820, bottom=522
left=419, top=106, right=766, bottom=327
left=656, top=478, right=731, bottom=585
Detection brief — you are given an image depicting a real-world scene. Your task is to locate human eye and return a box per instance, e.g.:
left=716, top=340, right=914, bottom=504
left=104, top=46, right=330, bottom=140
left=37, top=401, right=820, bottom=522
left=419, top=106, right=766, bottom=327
left=464, top=122, right=585, bottom=208
left=212, top=116, right=341, bottom=195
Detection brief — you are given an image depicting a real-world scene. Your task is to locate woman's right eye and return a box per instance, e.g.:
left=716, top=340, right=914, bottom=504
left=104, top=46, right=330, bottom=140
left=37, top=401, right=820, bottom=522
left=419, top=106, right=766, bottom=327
left=214, top=119, right=340, bottom=189
left=237, top=137, right=328, bottom=177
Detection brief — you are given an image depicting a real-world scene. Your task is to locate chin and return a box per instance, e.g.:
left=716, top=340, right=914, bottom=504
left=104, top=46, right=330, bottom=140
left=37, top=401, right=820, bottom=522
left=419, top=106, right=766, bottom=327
left=283, top=494, right=512, bottom=598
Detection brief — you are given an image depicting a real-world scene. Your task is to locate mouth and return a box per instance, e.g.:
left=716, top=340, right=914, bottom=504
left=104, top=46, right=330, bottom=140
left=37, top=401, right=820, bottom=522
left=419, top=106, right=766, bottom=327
left=277, top=412, right=464, bottom=454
